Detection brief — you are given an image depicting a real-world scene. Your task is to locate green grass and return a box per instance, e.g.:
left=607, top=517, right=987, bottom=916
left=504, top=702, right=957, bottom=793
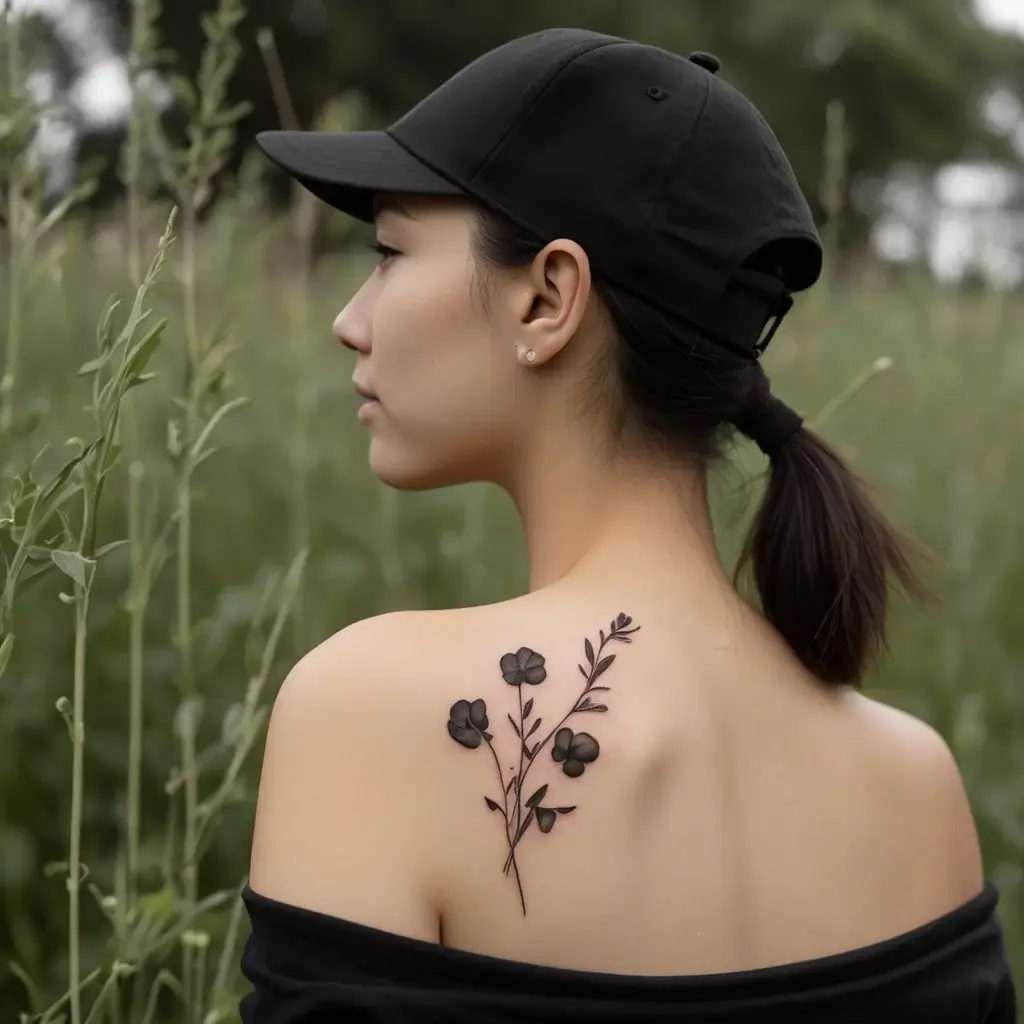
left=1, top=4, right=1022, bottom=1022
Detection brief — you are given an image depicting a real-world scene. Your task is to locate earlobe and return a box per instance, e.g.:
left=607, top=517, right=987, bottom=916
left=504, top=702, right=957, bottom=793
left=518, top=240, right=591, bottom=363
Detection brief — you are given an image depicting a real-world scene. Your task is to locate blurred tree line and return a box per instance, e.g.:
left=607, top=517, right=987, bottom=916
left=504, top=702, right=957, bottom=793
left=82, top=0, right=1024, bottom=253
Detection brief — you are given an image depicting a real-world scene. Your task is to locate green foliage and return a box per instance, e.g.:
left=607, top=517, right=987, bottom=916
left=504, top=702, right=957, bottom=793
left=1, top=2, right=1022, bottom=1022
left=107, top=0, right=1024, bottom=250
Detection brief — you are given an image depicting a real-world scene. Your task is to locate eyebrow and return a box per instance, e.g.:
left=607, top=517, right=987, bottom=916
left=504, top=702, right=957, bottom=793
left=373, top=197, right=416, bottom=220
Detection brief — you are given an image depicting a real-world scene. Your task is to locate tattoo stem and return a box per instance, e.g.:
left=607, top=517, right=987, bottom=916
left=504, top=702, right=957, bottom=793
left=500, top=628, right=628, bottom=875
left=485, top=734, right=527, bottom=912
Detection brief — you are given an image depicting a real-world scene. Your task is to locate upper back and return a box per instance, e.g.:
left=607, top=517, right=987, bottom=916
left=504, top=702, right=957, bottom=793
left=243, top=580, right=1015, bottom=1023
left=381, top=584, right=985, bottom=975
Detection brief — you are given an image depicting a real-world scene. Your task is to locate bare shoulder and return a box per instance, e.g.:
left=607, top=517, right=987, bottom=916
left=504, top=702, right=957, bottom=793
left=850, top=693, right=985, bottom=907
left=247, top=608, right=468, bottom=937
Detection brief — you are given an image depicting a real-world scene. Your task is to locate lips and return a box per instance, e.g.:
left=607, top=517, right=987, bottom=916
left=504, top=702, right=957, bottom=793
left=352, top=381, right=379, bottom=401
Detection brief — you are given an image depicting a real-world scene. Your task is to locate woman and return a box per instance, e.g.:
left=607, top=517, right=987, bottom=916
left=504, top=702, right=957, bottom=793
left=241, top=28, right=1016, bottom=1022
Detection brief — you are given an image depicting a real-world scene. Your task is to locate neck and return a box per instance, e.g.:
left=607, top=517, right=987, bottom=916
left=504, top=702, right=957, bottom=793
left=505, top=433, right=732, bottom=595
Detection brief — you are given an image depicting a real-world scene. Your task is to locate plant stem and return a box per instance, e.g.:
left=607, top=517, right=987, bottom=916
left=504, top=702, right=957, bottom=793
left=257, top=25, right=314, bottom=658
left=182, top=205, right=200, bottom=366
left=1, top=8, right=23, bottom=436
left=287, top=287, right=312, bottom=658
left=126, top=462, right=145, bottom=903
left=192, top=940, right=207, bottom=1024
left=67, top=465, right=101, bottom=1024
left=178, top=201, right=200, bottom=913
left=68, top=593, right=88, bottom=1024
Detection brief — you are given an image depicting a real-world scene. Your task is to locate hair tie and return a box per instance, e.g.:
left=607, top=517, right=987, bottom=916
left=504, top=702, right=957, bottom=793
left=731, top=371, right=803, bottom=459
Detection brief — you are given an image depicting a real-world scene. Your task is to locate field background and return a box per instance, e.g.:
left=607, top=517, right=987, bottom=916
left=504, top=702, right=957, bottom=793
left=1, top=1, right=1023, bottom=1021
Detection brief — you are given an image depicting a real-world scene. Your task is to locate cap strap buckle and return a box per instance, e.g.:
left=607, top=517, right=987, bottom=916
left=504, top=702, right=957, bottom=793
left=753, top=290, right=794, bottom=356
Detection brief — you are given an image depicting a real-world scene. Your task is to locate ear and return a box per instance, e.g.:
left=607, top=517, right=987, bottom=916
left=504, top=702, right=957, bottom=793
left=512, top=239, right=592, bottom=365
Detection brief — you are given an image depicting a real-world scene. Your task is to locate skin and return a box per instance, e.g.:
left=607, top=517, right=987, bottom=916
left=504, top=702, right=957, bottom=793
left=248, top=194, right=984, bottom=975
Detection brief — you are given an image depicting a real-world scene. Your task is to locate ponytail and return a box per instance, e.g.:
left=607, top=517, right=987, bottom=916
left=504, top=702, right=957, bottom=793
left=470, top=203, right=928, bottom=686
left=736, top=421, right=928, bottom=686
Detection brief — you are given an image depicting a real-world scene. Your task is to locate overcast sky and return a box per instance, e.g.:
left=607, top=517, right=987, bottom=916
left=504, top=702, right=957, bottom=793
left=976, top=0, right=1024, bottom=35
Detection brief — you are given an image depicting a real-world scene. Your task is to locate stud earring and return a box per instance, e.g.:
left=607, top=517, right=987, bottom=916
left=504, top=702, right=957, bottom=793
left=524, top=349, right=537, bottom=363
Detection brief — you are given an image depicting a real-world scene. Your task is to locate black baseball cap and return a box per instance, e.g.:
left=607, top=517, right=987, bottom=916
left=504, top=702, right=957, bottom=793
left=257, top=28, right=823, bottom=358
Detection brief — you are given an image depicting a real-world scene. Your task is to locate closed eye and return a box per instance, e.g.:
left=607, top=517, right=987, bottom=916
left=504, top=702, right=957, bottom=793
left=368, top=241, right=400, bottom=265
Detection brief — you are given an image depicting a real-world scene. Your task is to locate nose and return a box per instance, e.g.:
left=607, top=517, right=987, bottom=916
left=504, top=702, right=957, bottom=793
left=333, top=285, right=373, bottom=354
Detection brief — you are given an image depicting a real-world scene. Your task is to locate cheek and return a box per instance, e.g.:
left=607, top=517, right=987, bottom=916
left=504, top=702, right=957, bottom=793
left=374, top=261, right=508, bottom=420
left=367, top=261, right=522, bottom=481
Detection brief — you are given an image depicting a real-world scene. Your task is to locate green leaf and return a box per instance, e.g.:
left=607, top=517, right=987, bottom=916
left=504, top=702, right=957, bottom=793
left=39, top=439, right=100, bottom=508
left=78, top=352, right=114, bottom=376
left=123, top=318, right=168, bottom=380
left=96, top=539, right=129, bottom=561
left=0, top=632, right=14, bottom=680
left=125, top=371, right=159, bottom=393
left=102, top=442, right=123, bottom=476
left=50, top=550, right=95, bottom=588
left=187, top=396, right=248, bottom=466
left=96, top=298, right=122, bottom=354
left=138, top=886, right=177, bottom=926
left=210, top=101, right=253, bottom=129
left=221, top=703, right=246, bottom=745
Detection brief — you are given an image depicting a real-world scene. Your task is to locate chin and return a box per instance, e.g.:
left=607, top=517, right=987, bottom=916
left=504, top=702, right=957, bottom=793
left=367, top=440, right=482, bottom=491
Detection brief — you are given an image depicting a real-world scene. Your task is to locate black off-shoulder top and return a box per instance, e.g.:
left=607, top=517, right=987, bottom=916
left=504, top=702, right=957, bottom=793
left=239, top=881, right=1017, bottom=1022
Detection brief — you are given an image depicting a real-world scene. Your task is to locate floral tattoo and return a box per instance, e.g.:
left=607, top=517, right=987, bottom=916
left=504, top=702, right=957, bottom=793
left=445, top=612, right=641, bottom=915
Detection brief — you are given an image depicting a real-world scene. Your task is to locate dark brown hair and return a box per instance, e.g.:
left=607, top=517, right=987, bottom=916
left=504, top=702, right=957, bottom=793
left=472, top=206, right=927, bottom=686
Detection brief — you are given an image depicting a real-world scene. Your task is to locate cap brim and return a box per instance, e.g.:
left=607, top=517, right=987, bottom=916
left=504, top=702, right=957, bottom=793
left=255, top=129, right=465, bottom=222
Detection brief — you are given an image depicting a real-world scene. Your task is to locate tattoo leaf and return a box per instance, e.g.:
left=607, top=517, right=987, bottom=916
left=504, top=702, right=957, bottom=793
left=505, top=777, right=516, bottom=796
left=583, top=704, right=609, bottom=713
left=554, top=806, right=576, bottom=815
left=599, top=629, right=605, bottom=645
left=531, top=741, right=541, bottom=758
left=485, top=797, right=501, bottom=812
left=578, top=664, right=588, bottom=680
left=507, top=713, right=521, bottom=737
left=525, top=784, right=548, bottom=808
left=516, top=809, right=535, bottom=841
left=522, top=741, right=534, bottom=760
left=523, top=698, right=534, bottom=719
left=584, top=638, right=595, bottom=667
left=526, top=718, right=541, bottom=738
left=590, top=654, right=615, bottom=684
left=482, top=731, right=493, bottom=741
left=588, top=686, right=610, bottom=694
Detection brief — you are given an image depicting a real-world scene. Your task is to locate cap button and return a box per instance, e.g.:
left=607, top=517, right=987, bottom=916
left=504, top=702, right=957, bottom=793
left=687, top=51, right=721, bottom=74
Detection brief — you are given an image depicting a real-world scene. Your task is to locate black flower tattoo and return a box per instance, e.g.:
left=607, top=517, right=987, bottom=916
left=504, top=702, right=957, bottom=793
left=500, top=647, right=547, bottom=685
left=444, top=612, right=640, bottom=914
left=552, top=729, right=599, bottom=777
left=447, top=699, right=490, bottom=749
